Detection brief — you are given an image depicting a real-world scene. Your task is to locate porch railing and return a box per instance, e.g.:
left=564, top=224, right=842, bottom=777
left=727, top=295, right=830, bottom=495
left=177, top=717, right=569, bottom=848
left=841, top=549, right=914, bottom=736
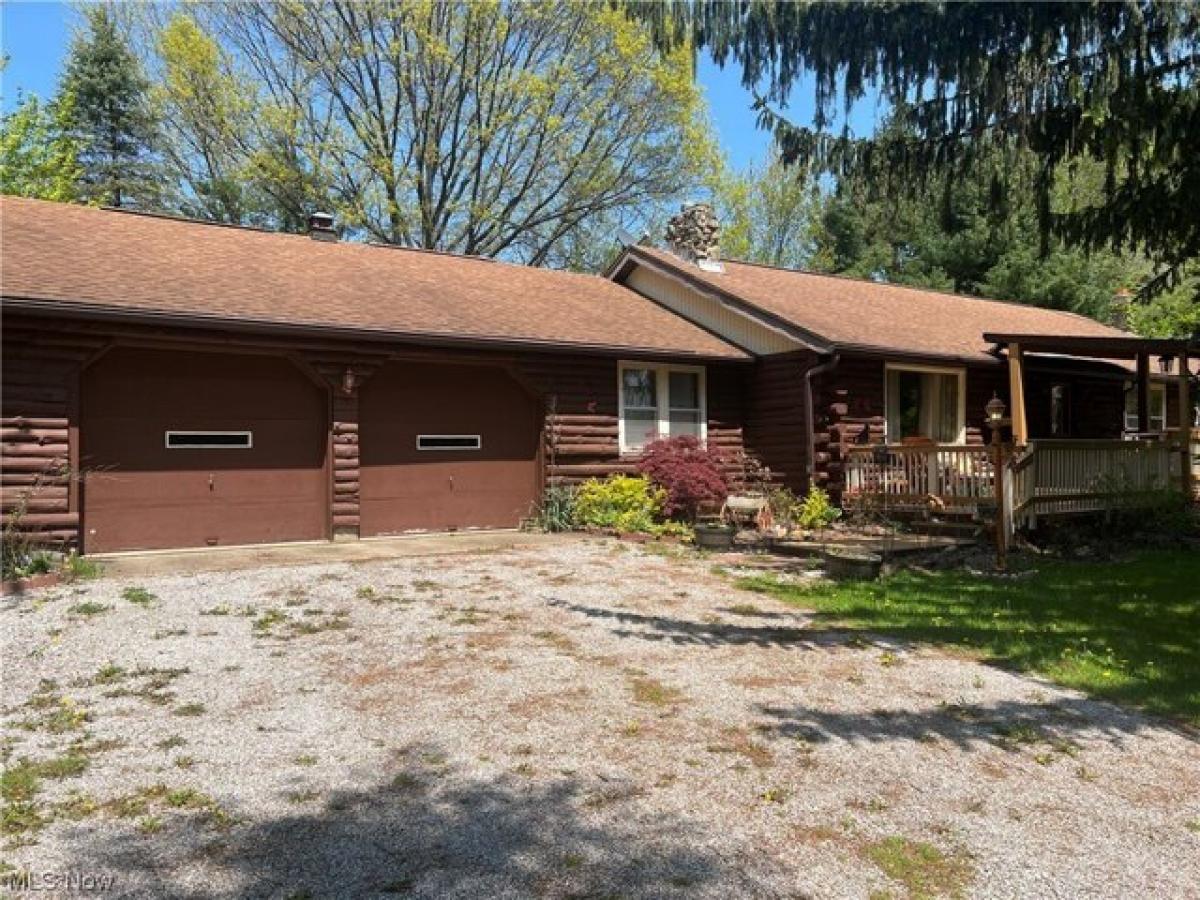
left=843, top=445, right=995, bottom=510
left=1008, top=438, right=1185, bottom=527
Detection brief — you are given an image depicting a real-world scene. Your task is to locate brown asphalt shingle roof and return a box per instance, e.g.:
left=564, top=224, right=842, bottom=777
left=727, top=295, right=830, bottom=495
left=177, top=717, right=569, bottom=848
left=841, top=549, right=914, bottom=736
left=624, top=244, right=1134, bottom=364
left=0, top=198, right=746, bottom=360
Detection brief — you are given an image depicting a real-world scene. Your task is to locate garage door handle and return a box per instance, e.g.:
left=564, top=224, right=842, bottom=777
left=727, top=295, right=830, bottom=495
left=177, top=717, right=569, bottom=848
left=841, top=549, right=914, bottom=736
left=448, top=475, right=454, bottom=491
left=208, top=475, right=215, bottom=492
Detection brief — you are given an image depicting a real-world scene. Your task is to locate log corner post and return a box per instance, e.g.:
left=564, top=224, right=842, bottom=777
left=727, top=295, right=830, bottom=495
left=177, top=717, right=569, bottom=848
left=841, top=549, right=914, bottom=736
left=305, top=361, right=380, bottom=541
left=1180, top=352, right=1193, bottom=499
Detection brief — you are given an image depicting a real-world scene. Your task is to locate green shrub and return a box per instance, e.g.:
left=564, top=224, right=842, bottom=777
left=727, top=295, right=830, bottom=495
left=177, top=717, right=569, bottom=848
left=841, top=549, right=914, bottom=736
left=574, top=475, right=665, bottom=534
left=534, top=484, right=577, bottom=532
left=62, top=552, right=101, bottom=582
left=796, top=487, right=841, bottom=530
left=652, top=520, right=694, bottom=540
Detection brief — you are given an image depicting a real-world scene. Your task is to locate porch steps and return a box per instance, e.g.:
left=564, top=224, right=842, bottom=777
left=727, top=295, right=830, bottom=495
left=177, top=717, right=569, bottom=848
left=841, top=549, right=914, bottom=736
left=907, top=514, right=982, bottom=540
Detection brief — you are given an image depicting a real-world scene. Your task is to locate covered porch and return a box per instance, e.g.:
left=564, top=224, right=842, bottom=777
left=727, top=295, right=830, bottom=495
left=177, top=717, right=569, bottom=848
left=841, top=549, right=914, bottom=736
left=844, top=334, right=1197, bottom=524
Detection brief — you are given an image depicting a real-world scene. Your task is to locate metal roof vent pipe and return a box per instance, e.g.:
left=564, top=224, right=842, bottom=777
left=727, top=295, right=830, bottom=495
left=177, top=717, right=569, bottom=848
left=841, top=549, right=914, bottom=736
left=307, top=212, right=337, bottom=242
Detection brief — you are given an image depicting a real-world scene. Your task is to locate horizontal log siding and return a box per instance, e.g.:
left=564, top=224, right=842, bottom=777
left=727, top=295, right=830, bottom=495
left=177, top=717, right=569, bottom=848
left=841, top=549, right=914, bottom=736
left=744, top=353, right=818, bottom=494
left=518, top=356, right=749, bottom=485
left=813, top=354, right=1007, bottom=502
left=3, top=314, right=750, bottom=546
left=1, top=324, right=106, bottom=548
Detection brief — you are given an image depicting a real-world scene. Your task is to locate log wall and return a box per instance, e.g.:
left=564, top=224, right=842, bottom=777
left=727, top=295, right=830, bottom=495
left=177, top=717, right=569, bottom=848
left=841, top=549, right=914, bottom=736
left=2, top=312, right=752, bottom=547
left=745, top=353, right=818, bottom=493
left=812, top=354, right=1008, bottom=502
left=517, top=356, right=749, bottom=486
left=1, top=322, right=106, bottom=547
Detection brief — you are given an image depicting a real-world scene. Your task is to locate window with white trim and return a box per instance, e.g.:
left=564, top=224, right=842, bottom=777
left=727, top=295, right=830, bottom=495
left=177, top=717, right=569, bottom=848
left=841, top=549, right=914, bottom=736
left=1124, top=383, right=1167, bottom=433
left=618, top=363, right=706, bottom=452
left=884, top=364, right=966, bottom=444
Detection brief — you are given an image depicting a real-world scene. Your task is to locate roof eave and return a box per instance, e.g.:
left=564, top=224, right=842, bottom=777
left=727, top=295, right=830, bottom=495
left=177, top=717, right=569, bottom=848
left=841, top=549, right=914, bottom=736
left=612, top=246, right=834, bottom=354
left=1, top=296, right=752, bottom=364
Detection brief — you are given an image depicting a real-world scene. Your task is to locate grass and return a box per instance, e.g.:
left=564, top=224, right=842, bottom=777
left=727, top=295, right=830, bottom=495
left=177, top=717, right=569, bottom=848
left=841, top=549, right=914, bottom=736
left=628, top=676, right=685, bottom=708
left=67, top=601, right=109, bottom=617
left=737, top=550, right=1200, bottom=725
left=122, top=586, right=156, bottom=606
left=862, top=836, right=972, bottom=899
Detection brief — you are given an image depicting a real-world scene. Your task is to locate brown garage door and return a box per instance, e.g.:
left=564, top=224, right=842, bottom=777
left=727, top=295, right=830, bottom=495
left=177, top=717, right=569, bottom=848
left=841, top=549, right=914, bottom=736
left=81, top=348, right=328, bottom=553
left=360, top=361, right=540, bottom=535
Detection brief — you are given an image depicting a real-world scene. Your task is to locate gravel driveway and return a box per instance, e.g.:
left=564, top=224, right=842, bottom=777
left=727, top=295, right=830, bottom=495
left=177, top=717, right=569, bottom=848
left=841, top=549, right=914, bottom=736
left=2, top=537, right=1197, bottom=899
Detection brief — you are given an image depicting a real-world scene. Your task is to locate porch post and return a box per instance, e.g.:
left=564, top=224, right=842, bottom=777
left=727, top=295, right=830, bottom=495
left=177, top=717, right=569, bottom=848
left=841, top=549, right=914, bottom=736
left=1181, top=353, right=1193, bottom=497
left=1007, top=342, right=1028, bottom=445
left=1136, top=352, right=1151, bottom=435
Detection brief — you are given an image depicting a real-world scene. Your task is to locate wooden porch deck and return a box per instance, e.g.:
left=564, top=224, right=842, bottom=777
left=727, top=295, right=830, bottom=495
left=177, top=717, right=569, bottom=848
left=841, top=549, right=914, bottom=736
left=844, top=430, right=1197, bottom=530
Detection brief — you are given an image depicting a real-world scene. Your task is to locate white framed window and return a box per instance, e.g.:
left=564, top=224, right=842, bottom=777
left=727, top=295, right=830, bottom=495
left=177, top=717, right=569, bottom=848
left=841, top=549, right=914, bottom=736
left=165, top=431, right=253, bottom=449
left=618, top=363, right=707, bottom=453
left=1124, top=383, right=1167, bottom=433
left=416, top=434, right=482, bottom=451
left=884, top=364, right=966, bottom=444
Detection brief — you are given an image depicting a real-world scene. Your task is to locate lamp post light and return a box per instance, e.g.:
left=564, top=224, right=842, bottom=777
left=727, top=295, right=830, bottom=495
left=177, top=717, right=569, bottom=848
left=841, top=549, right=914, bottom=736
left=985, top=394, right=1011, bottom=572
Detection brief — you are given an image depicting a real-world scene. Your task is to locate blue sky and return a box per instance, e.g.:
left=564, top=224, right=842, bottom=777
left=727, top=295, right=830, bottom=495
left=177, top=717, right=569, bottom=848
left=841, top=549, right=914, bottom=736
left=1, top=1, right=880, bottom=173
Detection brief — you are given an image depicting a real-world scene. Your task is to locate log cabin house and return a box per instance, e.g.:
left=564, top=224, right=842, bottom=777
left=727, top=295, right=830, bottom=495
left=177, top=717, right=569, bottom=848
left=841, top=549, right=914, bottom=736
left=2, top=197, right=1195, bottom=554
left=608, top=239, right=1195, bottom=507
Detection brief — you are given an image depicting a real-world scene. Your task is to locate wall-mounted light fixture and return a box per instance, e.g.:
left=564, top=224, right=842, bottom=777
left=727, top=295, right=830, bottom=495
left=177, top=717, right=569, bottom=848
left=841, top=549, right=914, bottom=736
left=341, top=367, right=360, bottom=395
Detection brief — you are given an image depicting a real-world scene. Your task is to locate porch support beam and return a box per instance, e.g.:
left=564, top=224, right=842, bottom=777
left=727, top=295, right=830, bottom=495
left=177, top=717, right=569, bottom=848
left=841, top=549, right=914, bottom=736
left=1181, top=353, right=1193, bottom=497
left=1136, top=352, right=1151, bottom=435
left=1007, top=342, right=1028, bottom=445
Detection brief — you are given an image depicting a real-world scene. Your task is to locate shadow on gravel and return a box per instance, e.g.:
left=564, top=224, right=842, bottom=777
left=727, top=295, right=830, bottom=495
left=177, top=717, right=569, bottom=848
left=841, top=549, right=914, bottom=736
left=67, top=747, right=736, bottom=899
left=549, top=599, right=849, bottom=650
left=755, top=694, right=1191, bottom=751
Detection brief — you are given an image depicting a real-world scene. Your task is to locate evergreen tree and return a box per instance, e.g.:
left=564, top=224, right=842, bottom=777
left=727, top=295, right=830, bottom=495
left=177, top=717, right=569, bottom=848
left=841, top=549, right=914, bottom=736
left=61, top=6, right=160, bottom=208
left=641, top=1, right=1200, bottom=302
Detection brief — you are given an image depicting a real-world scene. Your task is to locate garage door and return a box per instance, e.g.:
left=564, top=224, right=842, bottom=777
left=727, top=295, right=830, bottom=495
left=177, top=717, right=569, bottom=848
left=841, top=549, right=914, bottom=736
left=360, top=361, right=540, bottom=535
left=81, top=348, right=328, bottom=553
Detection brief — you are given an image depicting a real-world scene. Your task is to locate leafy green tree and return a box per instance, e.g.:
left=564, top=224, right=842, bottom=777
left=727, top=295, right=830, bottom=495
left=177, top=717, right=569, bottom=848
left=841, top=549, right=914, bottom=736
left=642, top=1, right=1200, bottom=301
left=0, top=91, right=82, bottom=201
left=61, top=5, right=160, bottom=207
left=1125, top=272, right=1200, bottom=339
left=176, top=0, right=714, bottom=263
left=710, top=150, right=817, bottom=268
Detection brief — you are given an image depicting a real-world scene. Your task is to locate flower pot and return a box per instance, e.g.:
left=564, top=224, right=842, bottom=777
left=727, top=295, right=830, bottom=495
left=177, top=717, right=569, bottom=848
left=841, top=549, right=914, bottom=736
left=693, top=524, right=736, bottom=551
left=824, top=548, right=882, bottom=580
left=1, top=572, right=62, bottom=596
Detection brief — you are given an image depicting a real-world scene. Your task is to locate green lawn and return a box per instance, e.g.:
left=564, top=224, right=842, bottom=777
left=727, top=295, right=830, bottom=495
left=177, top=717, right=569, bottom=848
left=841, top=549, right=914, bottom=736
left=738, top=550, right=1200, bottom=726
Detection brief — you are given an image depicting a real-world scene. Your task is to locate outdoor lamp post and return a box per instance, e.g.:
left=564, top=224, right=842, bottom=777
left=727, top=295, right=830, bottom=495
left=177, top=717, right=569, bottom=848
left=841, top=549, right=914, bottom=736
left=985, top=394, right=1010, bottom=571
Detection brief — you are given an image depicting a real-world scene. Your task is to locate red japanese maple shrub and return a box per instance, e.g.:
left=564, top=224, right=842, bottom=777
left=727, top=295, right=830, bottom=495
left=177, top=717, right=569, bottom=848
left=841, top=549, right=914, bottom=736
left=635, top=436, right=729, bottom=521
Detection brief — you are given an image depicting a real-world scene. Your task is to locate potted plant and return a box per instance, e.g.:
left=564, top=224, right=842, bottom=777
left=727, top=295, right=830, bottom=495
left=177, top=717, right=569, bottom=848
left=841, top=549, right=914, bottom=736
left=693, top=521, right=736, bottom=550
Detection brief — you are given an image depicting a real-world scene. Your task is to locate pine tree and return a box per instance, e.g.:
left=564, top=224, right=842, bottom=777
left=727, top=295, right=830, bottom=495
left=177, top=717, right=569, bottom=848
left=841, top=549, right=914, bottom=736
left=61, top=6, right=160, bottom=208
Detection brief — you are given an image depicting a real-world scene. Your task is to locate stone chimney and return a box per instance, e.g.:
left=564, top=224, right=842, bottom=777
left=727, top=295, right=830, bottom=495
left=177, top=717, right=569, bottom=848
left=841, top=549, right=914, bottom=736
left=665, top=202, right=723, bottom=271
